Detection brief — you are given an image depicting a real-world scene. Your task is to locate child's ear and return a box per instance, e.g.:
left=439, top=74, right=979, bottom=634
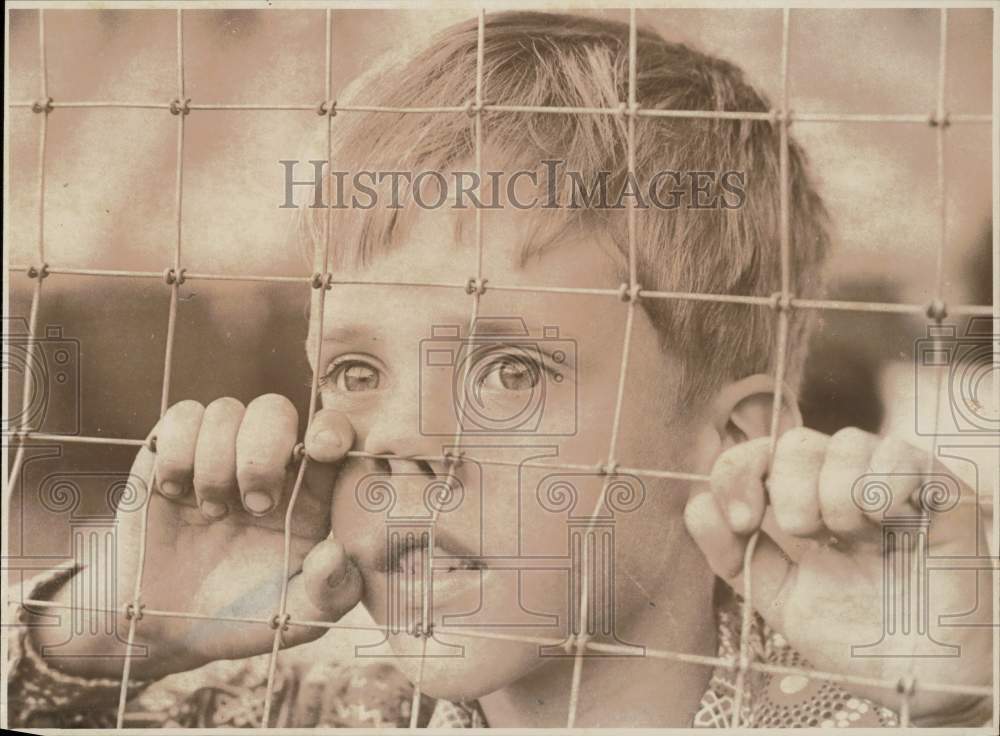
left=710, top=373, right=803, bottom=449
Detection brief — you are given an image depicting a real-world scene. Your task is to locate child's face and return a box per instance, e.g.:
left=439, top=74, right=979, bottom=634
left=310, top=207, right=716, bottom=699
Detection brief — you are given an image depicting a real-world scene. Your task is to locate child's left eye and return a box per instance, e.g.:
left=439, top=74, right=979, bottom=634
left=478, top=355, right=543, bottom=391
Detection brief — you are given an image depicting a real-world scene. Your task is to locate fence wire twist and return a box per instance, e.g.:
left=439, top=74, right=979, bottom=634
left=4, top=5, right=996, bottom=731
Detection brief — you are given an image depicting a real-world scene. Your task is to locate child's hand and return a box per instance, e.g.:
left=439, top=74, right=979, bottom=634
left=38, top=395, right=362, bottom=679
left=684, top=427, right=992, bottom=721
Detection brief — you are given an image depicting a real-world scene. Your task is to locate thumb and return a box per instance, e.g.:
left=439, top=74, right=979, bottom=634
left=723, top=531, right=797, bottom=635
left=298, top=409, right=356, bottom=524
left=685, top=491, right=795, bottom=632
left=281, top=536, right=364, bottom=648
left=300, top=536, right=364, bottom=618
left=300, top=409, right=355, bottom=504
left=305, top=409, right=355, bottom=463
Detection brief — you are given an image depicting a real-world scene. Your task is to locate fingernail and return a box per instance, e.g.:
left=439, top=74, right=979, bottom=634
left=728, top=501, right=753, bottom=531
left=243, top=491, right=274, bottom=515
left=312, top=430, right=342, bottom=452
left=200, top=500, right=228, bottom=520
left=161, top=481, right=184, bottom=498
left=326, top=562, right=352, bottom=588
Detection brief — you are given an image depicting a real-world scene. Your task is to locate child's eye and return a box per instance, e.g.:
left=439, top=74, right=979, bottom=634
left=477, top=352, right=551, bottom=392
left=321, top=358, right=382, bottom=392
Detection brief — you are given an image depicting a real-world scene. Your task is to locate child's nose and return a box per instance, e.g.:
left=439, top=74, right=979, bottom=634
left=362, top=365, right=457, bottom=468
left=362, top=406, right=457, bottom=518
left=363, top=402, right=445, bottom=472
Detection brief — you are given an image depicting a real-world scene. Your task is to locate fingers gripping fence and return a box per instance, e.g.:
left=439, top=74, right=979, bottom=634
left=5, top=5, right=996, bottom=730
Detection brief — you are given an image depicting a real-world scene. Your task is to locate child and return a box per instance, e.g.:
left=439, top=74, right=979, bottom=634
left=8, top=11, right=992, bottom=728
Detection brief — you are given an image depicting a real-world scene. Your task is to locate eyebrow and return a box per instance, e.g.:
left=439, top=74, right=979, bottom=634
left=323, top=317, right=558, bottom=343
left=321, top=325, right=372, bottom=343
left=429, top=318, right=546, bottom=339
left=469, top=318, right=535, bottom=337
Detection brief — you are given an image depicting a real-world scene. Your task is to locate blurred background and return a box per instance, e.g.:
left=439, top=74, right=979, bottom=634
left=4, top=5, right=995, bottom=658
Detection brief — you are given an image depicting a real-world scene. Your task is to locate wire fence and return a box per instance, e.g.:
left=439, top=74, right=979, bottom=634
left=4, top=5, right=996, bottom=730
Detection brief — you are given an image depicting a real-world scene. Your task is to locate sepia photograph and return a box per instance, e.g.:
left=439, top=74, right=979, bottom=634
left=3, top=1, right=998, bottom=731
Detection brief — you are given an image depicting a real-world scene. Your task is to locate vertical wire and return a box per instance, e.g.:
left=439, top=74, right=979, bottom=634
left=992, top=10, right=1000, bottom=733
left=731, top=7, right=791, bottom=728
left=6, top=283, right=42, bottom=493
left=627, top=7, right=638, bottom=290
left=565, top=7, right=639, bottom=727
left=932, top=9, right=948, bottom=303
left=115, top=9, right=186, bottom=727
left=923, top=7, right=949, bottom=478
left=407, top=634, right=429, bottom=728
left=260, top=9, right=336, bottom=728
left=475, top=9, right=485, bottom=281
left=161, top=5, right=186, bottom=412
left=900, top=8, right=950, bottom=726
left=7, top=9, right=49, bottom=495
left=408, top=9, right=487, bottom=729
left=899, top=683, right=912, bottom=726
left=36, top=8, right=48, bottom=266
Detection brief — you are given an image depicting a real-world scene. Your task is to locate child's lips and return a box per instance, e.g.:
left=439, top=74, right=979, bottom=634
left=371, top=537, right=492, bottom=610
left=390, top=545, right=493, bottom=609
left=372, top=528, right=481, bottom=573
left=392, top=544, right=487, bottom=574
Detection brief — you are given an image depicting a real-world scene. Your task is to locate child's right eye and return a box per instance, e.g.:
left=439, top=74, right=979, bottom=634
left=321, top=358, right=382, bottom=392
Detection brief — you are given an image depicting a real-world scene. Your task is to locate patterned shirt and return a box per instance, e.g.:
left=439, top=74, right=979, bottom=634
left=3, top=566, right=981, bottom=728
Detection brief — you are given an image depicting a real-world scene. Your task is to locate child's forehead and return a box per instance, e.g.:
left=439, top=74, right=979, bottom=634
left=321, top=281, right=630, bottom=356
left=337, top=207, right=621, bottom=291
left=320, top=209, right=627, bottom=345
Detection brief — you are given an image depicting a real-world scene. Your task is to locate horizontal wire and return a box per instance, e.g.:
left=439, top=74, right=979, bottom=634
left=8, top=101, right=172, bottom=110
left=638, top=289, right=774, bottom=306
left=435, top=625, right=568, bottom=648
left=749, top=659, right=991, bottom=699
left=335, top=103, right=469, bottom=114
left=14, top=597, right=392, bottom=633
left=328, top=277, right=468, bottom=290
left=486, top=283, right=624, bottom=298
left=4, top=431, right=148, bottom=447
left=7, top=264, right=993, bottom=316
left=6, top=436, right=994, bottom=502
left=188, top=103, right=318, bottom=111
left=6, top=264, right=313, bottom=285
left=9, top=266, right=165, bottom=279
left=485, top=103, right=630, bottom=116
left=11, top=596, right=992, bottom=699
left=344, top=449, right=712, bottom=483
left=787, top=111, right=990, bottom=125
left=792, top=297, right=993, bottom=317
left=182, top=271, right=311, bottom=284
left=8, top=99, right=991, bottom=126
